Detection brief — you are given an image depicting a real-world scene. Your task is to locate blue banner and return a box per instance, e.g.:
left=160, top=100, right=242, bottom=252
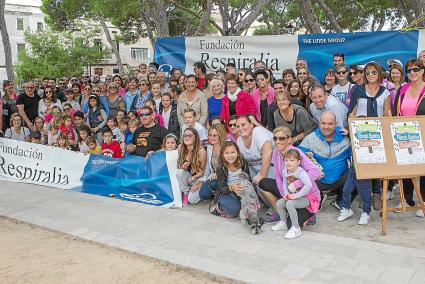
left=74, top=150, right=180, bottom=207
left=298, top=30, right=419, bottom=81
left=154, top=30, right=423, bottom=80
left=154, top=37, right=186, bottom=74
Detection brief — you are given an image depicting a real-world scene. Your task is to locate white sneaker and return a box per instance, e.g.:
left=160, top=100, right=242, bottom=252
left=416, top=209, right=425, bottom=218
left=337, top=208, right=353, bottom=222
left=284, top=226, right=302, bottom=239
left=358, top=212, right=371, bottom=225
left=271, top=220, right=287, bottom=231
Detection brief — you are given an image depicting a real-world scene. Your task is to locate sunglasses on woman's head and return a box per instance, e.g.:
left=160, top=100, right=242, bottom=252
left=273, top=136, right=288, bottom=142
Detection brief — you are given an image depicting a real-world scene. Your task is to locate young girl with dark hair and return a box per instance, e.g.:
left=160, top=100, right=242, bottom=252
left=176, top=128, right=207, bottom=206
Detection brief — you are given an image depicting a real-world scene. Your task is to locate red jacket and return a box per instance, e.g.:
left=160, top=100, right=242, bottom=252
left=101, top=141, right=122, bottom=158
left=220, top=89, right=256, bottom=127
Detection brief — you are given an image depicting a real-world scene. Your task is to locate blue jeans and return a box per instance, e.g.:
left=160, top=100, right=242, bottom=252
left=199, top=180, right=218, bottom=200
left=199, top=180, right=241, bottom=217
left=218, top=193, right=241, bottom=217
left=372, top=179, right=382, bottom=194
left=341, top=167, right=372, bottom=214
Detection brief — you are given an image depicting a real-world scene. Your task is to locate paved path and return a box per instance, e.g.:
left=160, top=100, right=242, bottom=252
left=1, top=181, right=425, bottom=284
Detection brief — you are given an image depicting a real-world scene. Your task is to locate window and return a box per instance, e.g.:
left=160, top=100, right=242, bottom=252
left=17, top=18, right=24, bottom=31
left=17, top=44, right=26, bottom=59
left=131, top=48, right=149, bottom=62
left=94, top=39, right=103, bottom=52
left=94, top=68, right=104, bottom=76
left=37, top=22, right=43, bottom=31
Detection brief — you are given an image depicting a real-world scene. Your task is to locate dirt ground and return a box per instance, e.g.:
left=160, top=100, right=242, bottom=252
left=0, top=217, right=235, bottom=284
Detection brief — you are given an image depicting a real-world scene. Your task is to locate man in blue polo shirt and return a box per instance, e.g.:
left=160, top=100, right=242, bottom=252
left=299, top=111, right=351, bottom=210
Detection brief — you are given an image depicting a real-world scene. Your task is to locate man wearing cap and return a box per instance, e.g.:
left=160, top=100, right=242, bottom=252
left=331, top=64, right=353, bottom=106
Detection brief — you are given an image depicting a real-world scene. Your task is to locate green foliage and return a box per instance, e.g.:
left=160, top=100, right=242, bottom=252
left=15, top=29, right=110, bottom=81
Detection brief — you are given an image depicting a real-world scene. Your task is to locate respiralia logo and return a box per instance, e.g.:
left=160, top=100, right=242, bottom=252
left=119, top=193, right=164, bottom=205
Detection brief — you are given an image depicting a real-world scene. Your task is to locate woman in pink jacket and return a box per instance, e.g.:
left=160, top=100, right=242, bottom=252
left=250, top=69, right=275, bottom=127
left=220, top=74, right=256, bottom=128
left=259, top=126, right=321, bottom=225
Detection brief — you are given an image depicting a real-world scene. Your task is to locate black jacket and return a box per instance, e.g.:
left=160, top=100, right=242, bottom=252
left=216, top=161, right=250, bottom=196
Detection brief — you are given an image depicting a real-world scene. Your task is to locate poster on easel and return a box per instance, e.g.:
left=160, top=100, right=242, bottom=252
left=390, top=121, right=425, bottom=165
left=351, top=120, right=387, bottom=163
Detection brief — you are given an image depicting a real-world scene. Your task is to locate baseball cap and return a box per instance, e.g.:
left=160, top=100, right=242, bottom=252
left=387, top=59, right=403, bottom=68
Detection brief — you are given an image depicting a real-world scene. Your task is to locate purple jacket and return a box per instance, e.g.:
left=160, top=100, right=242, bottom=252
left=272, top=145, right=321, bottom=213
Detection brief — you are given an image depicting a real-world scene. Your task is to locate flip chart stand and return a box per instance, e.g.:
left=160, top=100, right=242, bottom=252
left=381, top=177, right=425, bottom=236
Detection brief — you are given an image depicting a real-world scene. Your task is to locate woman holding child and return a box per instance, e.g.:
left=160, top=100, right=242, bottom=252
left=259, top=126, right=321, bottom=238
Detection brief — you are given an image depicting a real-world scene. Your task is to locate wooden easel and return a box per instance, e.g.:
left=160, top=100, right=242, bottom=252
left=381, top=177, right=425, bottom=236
left=349, top=116, right=425, bottom=236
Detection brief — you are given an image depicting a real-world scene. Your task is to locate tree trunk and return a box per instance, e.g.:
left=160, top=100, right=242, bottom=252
left=298, top=0, right=322, bottom=34
left=141, top=11, right=155, bottom=48
left=195, top=0, right=213, bottom=36
left=316, top=0, right=343, bottom=33
left=398, top=0, right=414, bottom=24
left=148, top=0, right=169, bottom=37
left=412, top=0, right=425, bottom=17
left=100, top=20, right=124, bottom=75
left=231, top=0, right=272, bottom=35
left=0, top=0, right=16, bottom=85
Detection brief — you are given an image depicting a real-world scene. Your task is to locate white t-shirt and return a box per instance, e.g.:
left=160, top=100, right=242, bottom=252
left=331, top=82, right=353, bottom=105
left=355, top=88, right=390, bottom=117
left=154, top=97, right=161, bottom=112
left=162, top=108, right=171, bottom=129
left=181, top=122, right=207, bottom=141
left=237, top=126, right=274, bottom=178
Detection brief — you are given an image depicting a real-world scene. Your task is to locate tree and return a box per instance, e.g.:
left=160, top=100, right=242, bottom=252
left=15, top=29, right=109, bottom=81
left=42, top=0, right=126, bottom=74
left=0, top=0, right=16, bottom=85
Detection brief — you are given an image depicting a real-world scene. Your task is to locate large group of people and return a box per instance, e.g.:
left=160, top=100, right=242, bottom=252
left=1, top=51, right=425, bottom=238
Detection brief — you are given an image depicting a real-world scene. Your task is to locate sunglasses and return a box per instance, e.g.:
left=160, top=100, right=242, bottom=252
left=228, top=123, right=236, bottom=128
left=256, top=78, right=266, bottom=82
left=273, top=136, right=289, bottom=142
left=407, top=67, right=422, bottom=73
left=45, top=91, right=52, bottom=93
left=244, top=79, right=255, bottom=83
left=238, top=73, right=244, bottom=76
left=139, top=112, right=152, bottom=117
left=139, top=83, right=147, bottom=86
left=365, top=70, right=378, bottom=76
left=336, top=70, right=347, bottom=75
left=109, top=86, right=117, bottom=89
left=349, top=71, right=358, bottom=76
left=63, top=108, right=71, bottom=111
left=298, top=72, right=307, bottom=75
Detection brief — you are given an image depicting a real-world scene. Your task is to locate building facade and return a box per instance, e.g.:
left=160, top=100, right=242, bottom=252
left=0, top=0, right=153, bottom=82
